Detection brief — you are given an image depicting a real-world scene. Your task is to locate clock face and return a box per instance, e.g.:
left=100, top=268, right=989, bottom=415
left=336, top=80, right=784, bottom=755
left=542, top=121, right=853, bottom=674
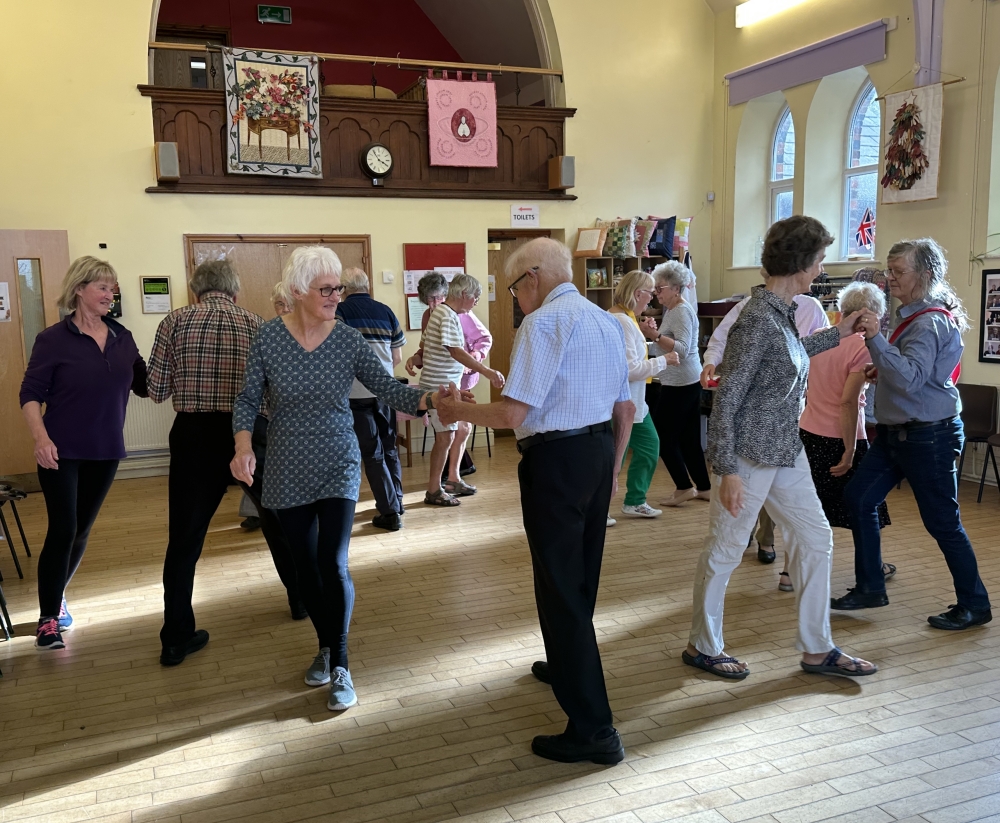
left=365, top=144, right=392, bottom=176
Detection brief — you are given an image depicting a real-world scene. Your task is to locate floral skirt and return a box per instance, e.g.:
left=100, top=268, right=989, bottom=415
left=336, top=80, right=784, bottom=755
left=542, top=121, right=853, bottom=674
left=800, top=429, right=890, bottom=530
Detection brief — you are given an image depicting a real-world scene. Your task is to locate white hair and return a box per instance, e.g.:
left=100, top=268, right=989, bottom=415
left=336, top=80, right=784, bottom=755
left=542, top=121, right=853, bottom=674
left=652, top=260, right=693, bottom=290
left=838, top=281, right=886, bottom=318
left=448, top=273, right=482, bottom=299
left=282, top=246, right=342, bottom=297
left=340, top=267, right=370, bottom=294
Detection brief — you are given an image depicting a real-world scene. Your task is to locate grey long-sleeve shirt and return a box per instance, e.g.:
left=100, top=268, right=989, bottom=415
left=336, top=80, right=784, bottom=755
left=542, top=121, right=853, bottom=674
left=706, top=286, right=840, bottom=476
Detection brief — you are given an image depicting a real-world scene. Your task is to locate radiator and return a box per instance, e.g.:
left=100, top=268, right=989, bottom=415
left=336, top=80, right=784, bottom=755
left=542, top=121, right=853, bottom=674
left=123, top=395, right=175, bottom=452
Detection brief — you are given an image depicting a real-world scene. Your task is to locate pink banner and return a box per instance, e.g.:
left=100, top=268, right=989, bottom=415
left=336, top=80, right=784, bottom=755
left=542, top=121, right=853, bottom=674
left=427, top=76, right=497, bottom=168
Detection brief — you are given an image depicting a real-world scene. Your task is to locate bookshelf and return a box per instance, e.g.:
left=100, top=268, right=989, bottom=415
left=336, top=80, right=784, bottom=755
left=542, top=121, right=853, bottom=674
left=571, top=255, right=672, bottom=310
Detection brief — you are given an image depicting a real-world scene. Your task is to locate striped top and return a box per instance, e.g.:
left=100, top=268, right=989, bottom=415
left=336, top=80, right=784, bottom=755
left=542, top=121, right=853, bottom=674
left=418, top=303, right=466, bottom=391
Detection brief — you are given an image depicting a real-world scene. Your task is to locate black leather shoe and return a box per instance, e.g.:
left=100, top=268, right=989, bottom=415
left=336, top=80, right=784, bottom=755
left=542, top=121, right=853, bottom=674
left=288, top=595, right=308, bottom=621
left=372, top=513, right=402, bottom=531
left=240, top=516, right=260, bottom=531
left=757, top=545, right=776, bottom=564
left=928, top=605, right=992, bottom=631
left=830, top=589, right=889, bottom=610
left=531, top=730, right=625, bottom=765
left=160, top=630, right=209, bottom=666
left=531, top=660, right=551, bottom=684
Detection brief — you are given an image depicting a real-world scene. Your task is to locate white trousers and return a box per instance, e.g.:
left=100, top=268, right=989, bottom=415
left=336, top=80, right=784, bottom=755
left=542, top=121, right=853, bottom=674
left=689, top=449, right=835, bottom=657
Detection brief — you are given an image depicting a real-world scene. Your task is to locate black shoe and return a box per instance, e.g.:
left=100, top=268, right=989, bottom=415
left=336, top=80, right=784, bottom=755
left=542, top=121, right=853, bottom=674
left=531, top=730, right=625, bottom=765
left=757, top=545, right=776, bottom=564
left=160, top=630, right=209, bottom=666
left=928, top=605, right=992, bottom=631
left=830, top=589, right=889, bottom=610
left=288, top=595, right=308, bottom=621
left=372, top=513, right=402, bottom=531
left=240, top=516, right=260, bottom=531
left=531, top=660, right=551, bottom=685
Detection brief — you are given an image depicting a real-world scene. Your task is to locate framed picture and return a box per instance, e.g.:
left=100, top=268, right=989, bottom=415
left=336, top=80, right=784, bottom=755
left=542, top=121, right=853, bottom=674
left=979, top=269, right=1000, bottom=363
left=574, top=227, right=607, bottom=258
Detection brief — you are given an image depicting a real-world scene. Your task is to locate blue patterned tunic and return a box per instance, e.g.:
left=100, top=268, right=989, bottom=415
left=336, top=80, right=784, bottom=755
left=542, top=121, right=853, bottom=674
left=234, top=318, right=424, bottom=509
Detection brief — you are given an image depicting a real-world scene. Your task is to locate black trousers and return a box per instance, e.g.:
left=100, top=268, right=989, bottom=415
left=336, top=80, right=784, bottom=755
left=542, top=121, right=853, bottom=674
left=36, top=459, right=119, bottom=617
left=276, top=497, right=356, bottom=668
left=518, top=428, right=615, bottom=741
left=161, top=412, right=234, bottom=647
left=652, top=382, right=712, bottom=492
left=237, top=415, right=300, bottom=600
left=350, top=398, right=404, bottom=516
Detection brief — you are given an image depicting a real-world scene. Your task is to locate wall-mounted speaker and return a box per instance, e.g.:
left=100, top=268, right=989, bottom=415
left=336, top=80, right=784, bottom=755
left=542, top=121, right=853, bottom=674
left=548, top=155, right=575, bottom=190
left=154, top=142, right=180, bottom=182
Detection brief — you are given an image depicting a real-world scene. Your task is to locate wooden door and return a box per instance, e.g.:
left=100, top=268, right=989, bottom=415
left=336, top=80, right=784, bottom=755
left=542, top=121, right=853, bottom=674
left=184, top=235, right=371, bottom=321
left=0, top=231, right=70, bottom=476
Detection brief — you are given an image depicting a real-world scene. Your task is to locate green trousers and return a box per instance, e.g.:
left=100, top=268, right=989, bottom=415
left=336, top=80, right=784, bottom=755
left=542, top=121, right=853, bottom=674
left=623, top=411, right=660, bottom=506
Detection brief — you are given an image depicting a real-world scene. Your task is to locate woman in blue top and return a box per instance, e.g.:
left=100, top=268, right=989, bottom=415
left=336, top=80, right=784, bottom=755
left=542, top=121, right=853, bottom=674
left=20, top=257, right=148, bottom=650
left=231, top=246, right=435, bottom=712
left=832, top=239, right=992, bottom=631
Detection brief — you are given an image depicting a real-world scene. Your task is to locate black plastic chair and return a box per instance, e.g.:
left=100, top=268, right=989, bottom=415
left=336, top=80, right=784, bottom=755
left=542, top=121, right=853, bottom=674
left=982, top=432, right=1000, bottom=504
left=469, top=425, right=492, bottom=458
left=956, top=384, right=999, bottom=502
left=0, top=485, right=30, bottom=580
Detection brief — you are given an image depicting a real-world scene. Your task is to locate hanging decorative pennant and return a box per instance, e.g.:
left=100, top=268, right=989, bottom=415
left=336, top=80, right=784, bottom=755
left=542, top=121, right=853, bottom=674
left=880, top=83, right=942, bottom=203
left=426, top=75, right=498, bottom=168
left=223, top=48, right=322, bottom=177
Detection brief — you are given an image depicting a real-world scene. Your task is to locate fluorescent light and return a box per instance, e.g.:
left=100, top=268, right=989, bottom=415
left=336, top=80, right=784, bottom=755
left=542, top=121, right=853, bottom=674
left=190, top=60, right=207, bottom=69
left=735, top=0, right=809, bottom=27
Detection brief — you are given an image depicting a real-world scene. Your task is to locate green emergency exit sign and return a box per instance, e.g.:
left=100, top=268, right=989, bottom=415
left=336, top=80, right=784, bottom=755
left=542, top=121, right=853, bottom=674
left=257, top=5, right=292, bottom=24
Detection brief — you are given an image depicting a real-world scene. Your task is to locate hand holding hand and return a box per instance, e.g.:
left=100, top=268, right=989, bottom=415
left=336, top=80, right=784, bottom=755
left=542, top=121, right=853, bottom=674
left=718, top=474, right=744, bottom=518
left=700, top=364, right=716, bottom=389
left=829, top=452, right=855, bottom=477
left=487, top=369, right=505, bottom=389
left=34, top=437, right=59, bottom=470
left=836, top=310, right=865, bottom=339
left=230, top=448, right=256, bottom=485
left=863, top=364, right=879, bottom=383
left=435, top=383, right=461, bottom=425
left=640, top=318, right=660, bottom=340
left=854, top=311, right=881, bottom=340
left=665, top=352, right=680, bottom=367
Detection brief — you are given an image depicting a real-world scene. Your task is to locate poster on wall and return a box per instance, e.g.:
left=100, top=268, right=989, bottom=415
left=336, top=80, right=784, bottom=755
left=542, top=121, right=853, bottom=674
left=880, top=83, right=942, bottom=204
left=224, top=48, right=322, bottom=178
left=980, top=269, right=1000, bottom=363
left=0, top=282, right=11, bottom=321
left=402, top=243, right=467, bottom=330
left=427, top=73, right=498, bottom=168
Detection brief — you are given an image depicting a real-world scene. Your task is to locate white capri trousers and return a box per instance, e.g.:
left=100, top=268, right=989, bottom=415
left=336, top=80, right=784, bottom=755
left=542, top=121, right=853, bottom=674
left=690, top=448, right=835, bottom=657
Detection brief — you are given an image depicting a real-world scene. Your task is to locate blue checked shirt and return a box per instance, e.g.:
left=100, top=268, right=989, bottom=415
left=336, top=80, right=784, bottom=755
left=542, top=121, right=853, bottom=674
left=502, top=282, right=631, bottom=439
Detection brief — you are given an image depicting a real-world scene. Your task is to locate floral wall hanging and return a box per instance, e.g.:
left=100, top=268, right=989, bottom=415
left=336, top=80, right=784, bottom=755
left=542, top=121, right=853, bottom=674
left=880, top=83, right=942, bottom=204
left=224, top=49, right=322, bottom=177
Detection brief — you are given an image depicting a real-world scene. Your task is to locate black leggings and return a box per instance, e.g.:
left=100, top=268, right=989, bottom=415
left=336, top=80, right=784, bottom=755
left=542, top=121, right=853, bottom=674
left=652, top=382, right=711, bottom=492
left=36, top=459, right=119, bottom=617
left=276, top=497, right=356, bottom=668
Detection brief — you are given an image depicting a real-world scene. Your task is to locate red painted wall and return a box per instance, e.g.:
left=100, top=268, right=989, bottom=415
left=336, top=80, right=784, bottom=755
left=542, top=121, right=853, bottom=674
left=157, top=0, right=463, bottom=92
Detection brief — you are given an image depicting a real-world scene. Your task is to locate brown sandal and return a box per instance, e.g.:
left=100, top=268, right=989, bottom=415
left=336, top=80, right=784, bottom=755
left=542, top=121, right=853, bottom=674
left=443, top=479, right=477, bottom=496
left=424, top=488, right=460, bottom=507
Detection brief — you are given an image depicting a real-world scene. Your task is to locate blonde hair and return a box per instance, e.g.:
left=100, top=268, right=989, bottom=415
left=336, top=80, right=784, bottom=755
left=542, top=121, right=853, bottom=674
left=613, top=270, right=654, bottom=313
left=340, top=267, right=370, bottom=294
left=448, top=273, right=482, bottom=300
left=58, top=256, right=117, bottom=312
left=271, top=281, right=290, bottom=303
left=283, top=246, right=342, bottom=297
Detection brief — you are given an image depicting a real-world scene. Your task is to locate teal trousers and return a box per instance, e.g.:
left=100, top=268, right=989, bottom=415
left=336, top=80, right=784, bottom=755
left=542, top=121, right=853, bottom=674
left=623, top=412, right=660, bottom=506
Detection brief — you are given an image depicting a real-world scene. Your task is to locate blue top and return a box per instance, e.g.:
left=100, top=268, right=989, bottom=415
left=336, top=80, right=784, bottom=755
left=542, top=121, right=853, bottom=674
left=501, top=282, right=630, bottom=440
left=335, top=293, right=406, bottom=400
left=19, top=315, right=148, bottom=461
left=867, top=297, right=963, bottom=425
left=233, top=317, right=424, bottom=509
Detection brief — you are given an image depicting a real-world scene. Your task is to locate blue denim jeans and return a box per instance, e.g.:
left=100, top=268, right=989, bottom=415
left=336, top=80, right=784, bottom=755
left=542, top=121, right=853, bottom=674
left=844, top=417, right=991, bottom=611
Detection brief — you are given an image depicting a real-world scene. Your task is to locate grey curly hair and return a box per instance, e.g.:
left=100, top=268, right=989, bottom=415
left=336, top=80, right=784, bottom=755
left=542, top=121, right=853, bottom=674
left=887, top=238, right=969, bottom=334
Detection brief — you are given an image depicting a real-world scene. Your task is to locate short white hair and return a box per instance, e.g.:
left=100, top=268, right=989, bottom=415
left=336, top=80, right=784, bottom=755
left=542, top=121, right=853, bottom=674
left=652, top=260, right=693, bottom=290
left=838, top=281, right=886, bottom=318
left=282, top=246, right=342, bottom=297
left=448, top=273, right=482, bottom=299
left=341, top=267, right=370, bottom=294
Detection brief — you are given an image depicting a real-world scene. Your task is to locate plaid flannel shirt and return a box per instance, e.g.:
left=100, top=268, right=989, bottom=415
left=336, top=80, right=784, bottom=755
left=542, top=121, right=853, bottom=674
left=147, top=291, right=262, bottom=413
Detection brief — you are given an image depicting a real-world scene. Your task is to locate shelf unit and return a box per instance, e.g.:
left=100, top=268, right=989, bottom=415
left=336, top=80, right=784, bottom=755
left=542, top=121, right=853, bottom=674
left=572, top=255, right=671, bottom=310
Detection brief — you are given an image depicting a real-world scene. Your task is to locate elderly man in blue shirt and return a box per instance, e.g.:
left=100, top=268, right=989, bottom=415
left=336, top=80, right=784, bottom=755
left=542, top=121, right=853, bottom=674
left=436, top=238, right=634, bottom=765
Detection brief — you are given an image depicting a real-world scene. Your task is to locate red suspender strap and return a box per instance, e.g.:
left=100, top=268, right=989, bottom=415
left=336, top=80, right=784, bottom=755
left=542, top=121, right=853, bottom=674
left=887, top=308, right=961, bottom=384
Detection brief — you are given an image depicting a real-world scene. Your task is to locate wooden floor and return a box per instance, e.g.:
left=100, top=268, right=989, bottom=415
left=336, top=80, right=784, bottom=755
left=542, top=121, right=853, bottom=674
left=1, top=439, right=999, bottom=823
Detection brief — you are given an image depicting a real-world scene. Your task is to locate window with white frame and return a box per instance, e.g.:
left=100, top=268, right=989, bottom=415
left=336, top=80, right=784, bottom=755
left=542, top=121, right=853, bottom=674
left=770, top=107, right=795, bottom=226
left=843, top=82, right=880, bottom=258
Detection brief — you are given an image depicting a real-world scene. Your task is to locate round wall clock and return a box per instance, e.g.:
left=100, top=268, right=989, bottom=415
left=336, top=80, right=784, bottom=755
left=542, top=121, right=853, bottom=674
left=359, top=142, right=393, bottom=186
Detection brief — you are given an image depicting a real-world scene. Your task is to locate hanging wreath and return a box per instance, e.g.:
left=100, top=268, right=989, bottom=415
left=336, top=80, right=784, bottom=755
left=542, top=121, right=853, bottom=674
left=881, top=98, right=929, bottom=191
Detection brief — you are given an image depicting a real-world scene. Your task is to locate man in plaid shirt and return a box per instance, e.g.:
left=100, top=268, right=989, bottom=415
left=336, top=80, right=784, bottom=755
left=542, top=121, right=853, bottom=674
left=148, top=260, right=264, bottom=666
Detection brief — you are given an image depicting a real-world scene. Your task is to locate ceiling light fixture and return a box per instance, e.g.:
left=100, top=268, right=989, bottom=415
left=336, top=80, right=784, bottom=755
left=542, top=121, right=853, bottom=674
left=735, top=0, right=810, bottom=28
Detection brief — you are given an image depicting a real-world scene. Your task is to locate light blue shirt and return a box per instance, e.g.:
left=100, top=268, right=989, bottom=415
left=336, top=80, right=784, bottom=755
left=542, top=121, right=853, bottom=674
left=502, top=282, right=630, bottom=439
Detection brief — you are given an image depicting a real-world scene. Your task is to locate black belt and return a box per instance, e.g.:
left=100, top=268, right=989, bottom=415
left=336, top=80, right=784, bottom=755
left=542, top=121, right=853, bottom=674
left=516, top=421, right=611, bottom=454
left=882, top=417, right=953, bottom=431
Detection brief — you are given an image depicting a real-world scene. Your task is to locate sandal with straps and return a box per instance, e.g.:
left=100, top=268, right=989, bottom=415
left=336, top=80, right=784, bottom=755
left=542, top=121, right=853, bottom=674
left=681, top=649, right=750, bottom=680
left=424, top=488, right=460, bottom=507
left=800, top=646, right=878, bottom=678
left=443, top=478, right=477, bottom=496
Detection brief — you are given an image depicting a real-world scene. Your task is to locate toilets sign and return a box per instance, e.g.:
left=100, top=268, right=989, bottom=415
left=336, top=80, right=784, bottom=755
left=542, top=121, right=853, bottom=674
left=510, top=204, right=540, bottom=228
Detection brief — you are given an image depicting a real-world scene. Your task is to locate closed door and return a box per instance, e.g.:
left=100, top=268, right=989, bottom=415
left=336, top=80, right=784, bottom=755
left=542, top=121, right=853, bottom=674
left=0, top=231, right=71, bottom=475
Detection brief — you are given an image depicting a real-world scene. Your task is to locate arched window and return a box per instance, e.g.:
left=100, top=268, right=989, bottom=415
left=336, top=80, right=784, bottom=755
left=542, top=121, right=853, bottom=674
left=843, top=83, right=880, bottom=257
left=770, top=107, right=795, bottom=225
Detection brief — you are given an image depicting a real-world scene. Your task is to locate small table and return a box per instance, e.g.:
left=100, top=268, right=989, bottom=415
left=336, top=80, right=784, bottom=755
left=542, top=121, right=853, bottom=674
left=246, top=117, right=301, bottom=160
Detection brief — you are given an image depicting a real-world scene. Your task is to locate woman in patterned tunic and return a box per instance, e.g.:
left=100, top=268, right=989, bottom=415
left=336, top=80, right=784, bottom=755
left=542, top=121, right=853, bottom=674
left=231, top=246, right=434, bottom=712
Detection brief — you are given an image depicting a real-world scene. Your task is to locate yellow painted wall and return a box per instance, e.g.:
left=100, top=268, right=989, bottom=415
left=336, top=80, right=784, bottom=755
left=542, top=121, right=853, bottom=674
left=0, top=0, right=716, bottom=401
left=710, top=0, right=1000, bottom=384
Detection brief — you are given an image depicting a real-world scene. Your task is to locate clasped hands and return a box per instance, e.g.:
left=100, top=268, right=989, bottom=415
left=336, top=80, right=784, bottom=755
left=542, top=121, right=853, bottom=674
left=433, top=382, right=477, bottom=426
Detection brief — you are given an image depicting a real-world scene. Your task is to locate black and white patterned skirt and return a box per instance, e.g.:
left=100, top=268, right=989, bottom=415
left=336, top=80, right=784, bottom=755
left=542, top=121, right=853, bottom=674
left=800, top=429, right=890, bottom=530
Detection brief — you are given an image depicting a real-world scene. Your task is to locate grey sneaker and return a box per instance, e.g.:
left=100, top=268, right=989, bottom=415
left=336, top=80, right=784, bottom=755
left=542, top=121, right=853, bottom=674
left=305, top=647, right=331, bottom=687
left=327, top=666, right=358, bottom=711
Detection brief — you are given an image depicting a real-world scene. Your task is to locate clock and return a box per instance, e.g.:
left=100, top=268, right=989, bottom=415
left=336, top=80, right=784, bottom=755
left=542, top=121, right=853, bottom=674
left=359, top=142, right=393, bottom=186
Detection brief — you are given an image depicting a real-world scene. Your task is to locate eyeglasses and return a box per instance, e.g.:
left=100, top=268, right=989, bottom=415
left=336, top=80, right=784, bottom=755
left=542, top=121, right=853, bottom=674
left=883, top=268, right=918, bottom=278
left=312, top=285, right=345, bottom=297
left=509, top=267, right=539, bottom=297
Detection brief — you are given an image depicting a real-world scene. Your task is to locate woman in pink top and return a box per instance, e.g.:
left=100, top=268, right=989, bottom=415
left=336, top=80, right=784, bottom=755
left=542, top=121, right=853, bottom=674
left=787, top=282, right=892, bottom=592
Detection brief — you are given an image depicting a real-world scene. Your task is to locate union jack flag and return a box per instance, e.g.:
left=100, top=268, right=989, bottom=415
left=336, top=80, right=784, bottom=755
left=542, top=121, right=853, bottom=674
left=855, top=207, right=875, bottom=248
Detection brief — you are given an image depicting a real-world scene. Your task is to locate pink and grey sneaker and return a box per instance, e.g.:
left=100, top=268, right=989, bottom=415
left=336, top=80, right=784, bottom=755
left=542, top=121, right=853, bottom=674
left=35, top=617, right=65, bottom=650
left=57, top=598, right=73, bottom=631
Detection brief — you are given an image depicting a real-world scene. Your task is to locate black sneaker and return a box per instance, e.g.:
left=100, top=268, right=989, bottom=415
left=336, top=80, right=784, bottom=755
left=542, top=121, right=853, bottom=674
left=35, top=617, right=65, bottom=650
left=240, top=516, right=260, bottom=531
left=372, top=513, right=402, bottom=531
left=160, top=630, right=210, bottom=666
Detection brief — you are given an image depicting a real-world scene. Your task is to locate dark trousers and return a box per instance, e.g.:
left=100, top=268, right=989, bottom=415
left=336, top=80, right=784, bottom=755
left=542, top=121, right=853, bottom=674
left=652, top=382, right=711, bottom=492
left=276, top=497, right=356, bottom=668
left=36, top=459, right=119, bottom=617
left=349, top=398, right=404, bottom=516
left=161, top=412, right=235, bottom=647
left=519, top=429, right=615, bottom=741
left=237, top=415, right=300, bottom=599
left=844, top=417, right=991, bottom=611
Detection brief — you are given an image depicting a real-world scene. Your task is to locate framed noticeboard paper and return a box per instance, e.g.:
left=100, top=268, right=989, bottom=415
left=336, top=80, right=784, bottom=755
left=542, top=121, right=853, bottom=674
left=980, top=269, right=1000, bottom=362
left=141, top=277, right=172, bottom=313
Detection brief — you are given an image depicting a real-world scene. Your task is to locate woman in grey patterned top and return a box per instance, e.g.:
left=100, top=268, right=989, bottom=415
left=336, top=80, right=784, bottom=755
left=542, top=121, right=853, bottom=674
left=232, top=246, right=434, bottom=713
left=684, top=216, right=877, bottom=681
